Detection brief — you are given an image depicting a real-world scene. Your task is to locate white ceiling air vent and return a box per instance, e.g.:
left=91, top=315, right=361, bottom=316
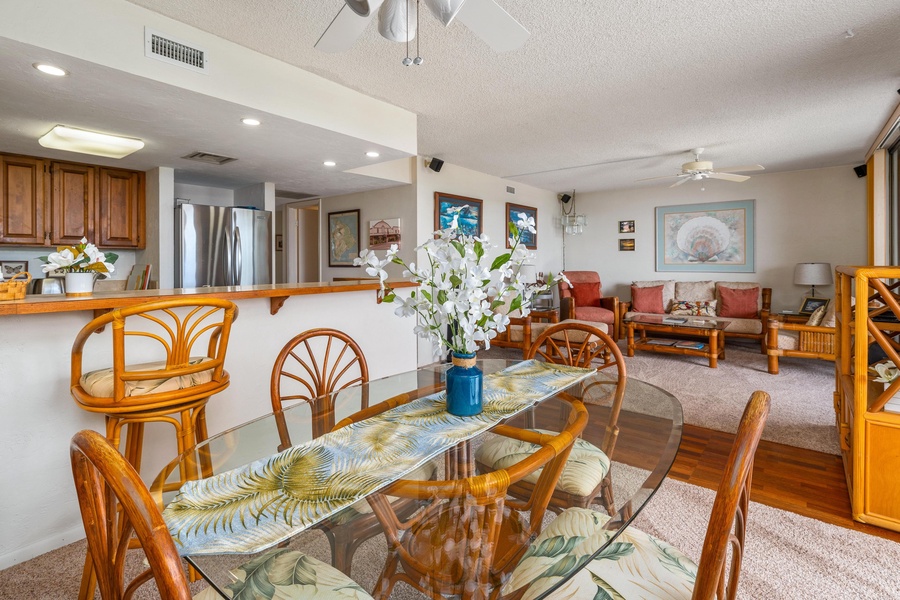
left=145, top=27, right=208, bottom=74
left=182, top=151, right=237, bottom=165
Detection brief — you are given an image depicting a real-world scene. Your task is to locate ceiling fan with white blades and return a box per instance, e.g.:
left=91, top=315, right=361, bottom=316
left=637, top=148, right=765, bottom=188
left=315, top=0, right=530, bottom=58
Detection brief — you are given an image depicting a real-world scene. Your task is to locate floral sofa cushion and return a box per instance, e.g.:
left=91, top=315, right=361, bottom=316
left=504, top=507, right=696, bottom=600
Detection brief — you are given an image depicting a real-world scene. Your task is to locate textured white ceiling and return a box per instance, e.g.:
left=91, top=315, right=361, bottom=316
left=119, top=0, right=900, bottom=193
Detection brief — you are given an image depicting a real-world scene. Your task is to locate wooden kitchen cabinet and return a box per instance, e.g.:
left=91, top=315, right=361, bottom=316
left=0, top=154, right=46, bottom=245
left=50, top=161, right=95, bottom=245
left=97, top=168, right=144, bottom=248
left=0, top=152, right=144, bottom=249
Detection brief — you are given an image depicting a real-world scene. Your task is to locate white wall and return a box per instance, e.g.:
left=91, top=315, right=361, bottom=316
left=563, top=166, right=867, bottom=312
left=174, top=183, right=234, bottom=207
left=320, top=184, right=417, bottom=282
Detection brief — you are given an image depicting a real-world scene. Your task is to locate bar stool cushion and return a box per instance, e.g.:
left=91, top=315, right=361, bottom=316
left=80, top=357, right=215, bottom=399
left=193, top=548, right=374, bottom=599
left=475, top=429, right=610, bottom=497
left=504, top=507, right=696, bottom=600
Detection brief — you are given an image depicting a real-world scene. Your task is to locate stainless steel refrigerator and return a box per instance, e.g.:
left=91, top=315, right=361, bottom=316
left=175, top=202, right=272, bottom=287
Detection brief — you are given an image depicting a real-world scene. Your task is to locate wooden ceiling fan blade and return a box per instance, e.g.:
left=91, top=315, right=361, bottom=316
left=713, top=164, right=764, bottom=173
left=315, top=1, right=382, bottom=53
left=707, top=172, right=750, bottom=182
left=669, top=177, right=692, bottom=188
left=455, top=0, right=530, bottom=52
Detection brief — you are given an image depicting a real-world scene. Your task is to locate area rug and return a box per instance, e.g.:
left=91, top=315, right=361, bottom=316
left=483, top=341, right=839, bottom=455
left=3, top=476, right=896, bottom=599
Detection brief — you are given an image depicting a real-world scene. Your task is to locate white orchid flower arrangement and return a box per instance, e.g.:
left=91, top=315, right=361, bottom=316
left=38, top=237, right=118, bottom=278
left=355, top=208, right=568, bottom=357
left=870, top=360, right=900, bottom=384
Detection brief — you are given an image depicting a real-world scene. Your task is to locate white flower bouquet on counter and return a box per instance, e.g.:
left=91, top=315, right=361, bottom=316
left=355, top=208, right=568, bottom=356
left=38, top=237, right=118, bottom=277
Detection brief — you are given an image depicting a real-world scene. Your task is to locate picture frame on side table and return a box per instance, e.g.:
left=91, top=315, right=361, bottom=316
left=798, top=296, right=829, bottom=315
left=328, top=209, right=360, bottom=267
left=506, top=203, right=537, bottom=249
left=618, top=220, right=635, bottom=233
left=655, top=199, right=755, bottom=273
left=434, top=192, right=482, bottom=237
left=619, top=239, right=635, bottom=251
left=0, top=261, right=28, bottom=279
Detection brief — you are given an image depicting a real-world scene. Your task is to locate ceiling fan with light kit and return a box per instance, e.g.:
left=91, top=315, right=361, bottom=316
left=637, top=148, right=765, bottom=188
left=316, top=0, right=529, bottom=61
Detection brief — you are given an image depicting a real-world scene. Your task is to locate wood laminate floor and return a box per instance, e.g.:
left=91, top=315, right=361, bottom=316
left=672, top=424, right=900, bottom=543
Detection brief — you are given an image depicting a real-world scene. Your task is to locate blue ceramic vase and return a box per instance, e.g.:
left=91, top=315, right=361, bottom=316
left=446, top=352, right=483, bottom=416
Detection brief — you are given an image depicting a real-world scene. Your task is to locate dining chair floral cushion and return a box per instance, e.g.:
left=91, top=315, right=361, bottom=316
left=198, top=548, right=374, bottom=600
left=475, top=429, right=610, bottom=498
left=503, top=507, right=696, bottom=600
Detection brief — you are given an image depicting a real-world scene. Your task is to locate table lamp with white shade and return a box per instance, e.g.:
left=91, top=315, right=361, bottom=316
left=794, top=262, right=833, bottom=297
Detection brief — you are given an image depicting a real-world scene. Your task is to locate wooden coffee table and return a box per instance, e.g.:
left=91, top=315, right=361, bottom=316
left=625, top=314, right=731, bottom=368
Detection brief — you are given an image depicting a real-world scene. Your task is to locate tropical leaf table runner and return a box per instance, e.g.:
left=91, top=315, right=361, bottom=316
left=163, top=360, right=595, bottom=556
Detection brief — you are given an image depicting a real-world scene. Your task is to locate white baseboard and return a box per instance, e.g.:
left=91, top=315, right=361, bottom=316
left=0, top=525, right=85, bottom=570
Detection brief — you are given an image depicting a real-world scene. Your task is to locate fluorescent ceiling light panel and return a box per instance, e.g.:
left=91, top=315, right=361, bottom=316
left=38, top=125, right=144, bottom=159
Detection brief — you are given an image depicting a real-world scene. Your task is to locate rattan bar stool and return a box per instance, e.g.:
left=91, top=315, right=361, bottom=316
left=70, top=298, right=237, bottom=485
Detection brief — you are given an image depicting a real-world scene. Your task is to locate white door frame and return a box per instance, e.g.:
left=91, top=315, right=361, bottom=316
left=284, top=199, right=321, bottom=283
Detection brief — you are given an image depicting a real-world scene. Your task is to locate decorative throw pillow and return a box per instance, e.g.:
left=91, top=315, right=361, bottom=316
left=821, top=301, right=837, bottom=328
left=631, top=285, right=665, bottom=314
left=633, top=280, right=676, bottom=311
left=570, top=282, right=601, bottom=308
left=670, top=300, right=717, bottom=317
left=718, top=286, right=759, bottom=318
left=806, top=305, right=827, bottom=326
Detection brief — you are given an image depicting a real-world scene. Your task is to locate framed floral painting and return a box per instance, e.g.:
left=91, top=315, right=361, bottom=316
left=328, top=209, right=360, bottom=267
left=506, top=203, right=537, bottom=249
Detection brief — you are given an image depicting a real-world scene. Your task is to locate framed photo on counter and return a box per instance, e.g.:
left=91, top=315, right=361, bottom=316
left=0, top=261, right=27, bottom=279
left=328, top=209, right=360, bottom=267
left=798, top=296, right=829, bottom=315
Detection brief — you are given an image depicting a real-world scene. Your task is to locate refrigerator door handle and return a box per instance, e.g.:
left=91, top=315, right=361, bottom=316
left=234, top=226, right=243, bottom=285
left=223, top=230, right=233, bottom=286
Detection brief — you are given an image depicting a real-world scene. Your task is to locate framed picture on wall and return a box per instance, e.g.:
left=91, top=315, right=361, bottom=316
left=619, top=239, right=635, bottom=251
left=368, top=218, right=401, bottom=250
left=655, top=199, right=755, bottom=272
left=327, top=209, right=360, bottom=267
left=618, top=220, right=635, bottom=233
left=434, top=192, right=482, bottom=237
left=506, top=203, right=537, bottom=249
left=275, top=234, right=284, bottom=252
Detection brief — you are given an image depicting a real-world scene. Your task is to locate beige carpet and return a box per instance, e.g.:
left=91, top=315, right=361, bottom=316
left=484, top=341, right=839, bottom=455
left=3, top=476, right=898, bottom=599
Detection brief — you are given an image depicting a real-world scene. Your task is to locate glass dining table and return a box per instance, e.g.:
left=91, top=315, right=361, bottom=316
left=150, top=359, right=683, bottom=600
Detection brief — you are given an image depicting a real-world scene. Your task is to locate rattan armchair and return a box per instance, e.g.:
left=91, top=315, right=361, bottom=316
left=766, top=316, right=836, bottom=374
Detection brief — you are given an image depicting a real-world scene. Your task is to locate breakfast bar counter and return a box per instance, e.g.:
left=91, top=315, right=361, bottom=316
left=0, top=280, right=420, bottom=570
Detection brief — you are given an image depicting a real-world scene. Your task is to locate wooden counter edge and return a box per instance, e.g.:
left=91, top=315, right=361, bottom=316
left=0, top=280, right=417, bottom=317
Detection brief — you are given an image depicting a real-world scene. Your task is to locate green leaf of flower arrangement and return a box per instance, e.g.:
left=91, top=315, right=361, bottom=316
left=490, top=253, right=511, bottom=271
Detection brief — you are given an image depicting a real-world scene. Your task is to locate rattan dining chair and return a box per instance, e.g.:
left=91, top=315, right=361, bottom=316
left=502, top=391, right=771, bottom=600
left=365, top=396, right=589, bottom=600
left=476, top=322, right=626, bottom=515
left=70, top=429, right=374, bottom=600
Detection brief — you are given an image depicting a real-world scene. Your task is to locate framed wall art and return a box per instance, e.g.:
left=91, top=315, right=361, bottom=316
left=619, top=239, right=635, bottom=251
left=618, top=220, right=635, bottom=233
left=275, top=234, right=284, bottom=252
left=655, top=199, right=755, bottom=273
left=368, top=218, right=401, bottom=250
left=506, top=203, right=537, bottom=249
left=328, top=209, right=360, bottom=267
left=0, top=261, right=27, bottom=279
left=434, top=192, right=482, bottom=237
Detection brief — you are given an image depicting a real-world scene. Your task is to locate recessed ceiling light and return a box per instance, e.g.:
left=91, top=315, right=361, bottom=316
left=38, top=125, right=144, bottom=159
left=366, top=151, right=380, bottom=158
left=33, top=63, right=67, bottom=77
left=323, top=161, right=337, bottom=167
left=241, top=118, right=261, bottom=126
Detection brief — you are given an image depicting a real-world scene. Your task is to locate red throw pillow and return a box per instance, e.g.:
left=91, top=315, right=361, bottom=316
left=570, top=282, right=601, bottom=308
left=631, top=285, right=665, bottom=314
left=718, top=286, right=759, bottom=318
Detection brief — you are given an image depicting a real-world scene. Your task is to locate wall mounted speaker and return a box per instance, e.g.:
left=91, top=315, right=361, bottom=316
left=427, top=158, right=444, bottom=172
left=558, top=193, right=572, bottom=203
left=853, top=164, right=867, bottom=178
